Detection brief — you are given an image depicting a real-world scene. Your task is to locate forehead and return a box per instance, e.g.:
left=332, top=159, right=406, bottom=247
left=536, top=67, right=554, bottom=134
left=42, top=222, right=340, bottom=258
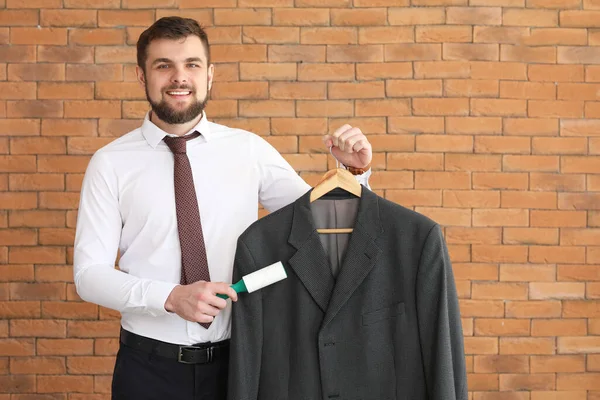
left=146, top=35, right=208, bottom=64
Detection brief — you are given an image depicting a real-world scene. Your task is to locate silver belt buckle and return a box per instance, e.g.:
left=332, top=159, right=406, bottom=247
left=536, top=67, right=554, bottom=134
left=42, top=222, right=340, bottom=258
left=178, top=345, right=200, bottom=364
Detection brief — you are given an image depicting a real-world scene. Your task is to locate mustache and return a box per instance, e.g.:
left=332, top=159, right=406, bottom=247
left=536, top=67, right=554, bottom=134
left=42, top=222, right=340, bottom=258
left=164, top=85, right=194, bottom=91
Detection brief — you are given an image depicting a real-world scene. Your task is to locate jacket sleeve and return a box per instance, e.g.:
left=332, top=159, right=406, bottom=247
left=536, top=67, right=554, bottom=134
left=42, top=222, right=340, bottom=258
left=416, top=224, right=468, bottom=400
left=228, top=238, right=263, bottom=400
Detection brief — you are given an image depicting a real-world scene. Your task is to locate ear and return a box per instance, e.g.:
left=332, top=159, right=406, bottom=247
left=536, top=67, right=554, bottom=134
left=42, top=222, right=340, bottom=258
left=136, top=65, right=146, bottom=86
left=207, top=64, right=215, bottom=91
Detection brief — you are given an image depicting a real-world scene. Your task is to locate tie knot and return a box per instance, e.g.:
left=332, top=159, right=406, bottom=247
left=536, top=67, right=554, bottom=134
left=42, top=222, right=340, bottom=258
left=163, top=131, right=201, bottom=154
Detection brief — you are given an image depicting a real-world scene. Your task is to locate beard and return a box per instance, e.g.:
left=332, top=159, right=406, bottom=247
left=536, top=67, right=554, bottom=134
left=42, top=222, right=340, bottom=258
left=146, top=83, right=208, bottom=125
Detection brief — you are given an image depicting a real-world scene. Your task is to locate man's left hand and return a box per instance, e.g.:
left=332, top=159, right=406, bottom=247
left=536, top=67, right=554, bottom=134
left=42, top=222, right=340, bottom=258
left=322, top=124, right=372, bottom=169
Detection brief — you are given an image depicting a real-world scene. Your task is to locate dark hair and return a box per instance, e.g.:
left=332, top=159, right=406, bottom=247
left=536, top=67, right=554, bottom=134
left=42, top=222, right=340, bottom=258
left=137, top=16, right=211, bottom=71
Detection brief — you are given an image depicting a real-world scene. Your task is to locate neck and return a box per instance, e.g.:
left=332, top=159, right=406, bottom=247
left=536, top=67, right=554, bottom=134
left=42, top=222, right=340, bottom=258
left=150, top=111, right=203, bottom=136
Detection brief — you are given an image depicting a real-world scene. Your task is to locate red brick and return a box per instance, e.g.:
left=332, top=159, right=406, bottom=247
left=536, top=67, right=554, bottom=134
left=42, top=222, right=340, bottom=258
left=500, top=264, right=556, bottom=282
left=446, top=117, right=501, bottom=135
left=331, top=8, right=387, bottom=26
left=447, top=6, right=502, bottom=24
left=0, top=192, right=37, bottom=208
left=0, top=10, right=38, bottom=26
left=11, top=138, right=66, bottom=155
left=468, top=373, right=499, bottom=391
left=558, top=46, right=600, bottom=64
left=388, top=116, right=444, bottom=134
left=357, top=62, right=411, bottom=80
left=38, top=376, right=93, bottom=394
left=388, top=8, right=445, bottom=25
left=40, top=9, right=97, bottom=27
left=64, top=101, right=120, bottom=119
left=503, top=9, right=558, bottom=26
left=67, top=356, right=115, bottom=374
left=240, top=63, right=296, bottom=81
left=271, top=118, right=327, bottom=136
left=386, top=190, right=442, bottom=207
left=473, top=245, right=528, bottom=263
left=9, top=174, right=64, bottom=191
left=529, top=64, right=584, bottom=82
left=358, top=27, right=413, bottom=44
left=445, top=80, right=499, bottom=97
left=525, top=28, right=587, bottom=45
left=0, top=301, right=39, bottom=318
left=445, top=154, right=500, bottom=172
left=329, top=82, right=384, bottom=99
left=11, top=28, right=67, bottom=45
left=500, top=373, right=556, bottom=391
left=563, top=300, right=600, bottom=318
left=532, top=137, right=587, bottom=155
left=501, top=45, right=556, bottom=63
left=472, top=99, right=527, bottom=116
left=464, top=337, right=499, bottom=355
left=501, top=191, right=556, bottom=210
left=38, top=46, right=94, bottom=63
left=268, top=45, right=324, bottom=62
left=530, top=173, right=585, bottom=192
left=472, top=283, right=528, bottom=300
left=10, top=357, right=66, bottom=375
left=502, top=155, right=558, bottom=172
left=0, top=375, right=35, bottom=393
left=559, top=264, right=600, bottom=281
left=530, top=246, right=585, bottom=264
left=443, top=190, right=500, bottom=208
left=532, top=319, right=587, bottom=336
left=417, top=26, right=472, bottom=43
left=387, top=80, right=442, bottom=97
left=356, top=99, right=410, bottom=117
left=385, top=44, right=440, bottom=62
left=98, top=10, right=153, bottom=27
left=10, top=319, right=66, bottom=338
left=471, top=61, right=527, bottom=80
left=273, top=8, right=329, bottom=26
left=475, top=136, right=530, bottom=154
left=416, top=171, right=471, bottom=190
left=447, top=227, right=501, bottom=244
left=243, top=27, right=299, bottom=44
left=473, top=208, right=528, bottom=226
left=214, top=8, right=271, bottom=26
left=414, top=98, right=469, bottom=116
left=531, top=356, right=585, bottom=373
left=0, top=45, right=35, bottom=62
left=387, top=153, right=443, bottom=170
left=69, top=29, right=124, bottom=45
left=7, top=101, right=63, bottom=118
left=43, top=119, right=97, bottom=137
left=474, top=27, right=529, bottom=44
left=39, top=192, right=81, bottom=209
left=529, top=282, right=585, bottom=300
left=328, top=44, right=383, bottom=62
left=474, top=355, right=529, bottom=373
left=212, top=44, right=267, bottom=62
left=368, top=171, right=414, bottom=190
left=35, top=265, right=75, bottom=283
left=500, top=81, right=555, bottom=99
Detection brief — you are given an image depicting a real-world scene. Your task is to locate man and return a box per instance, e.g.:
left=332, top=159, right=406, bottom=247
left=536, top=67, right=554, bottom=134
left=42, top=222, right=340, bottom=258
left=73, top=16, right=373, bottom=400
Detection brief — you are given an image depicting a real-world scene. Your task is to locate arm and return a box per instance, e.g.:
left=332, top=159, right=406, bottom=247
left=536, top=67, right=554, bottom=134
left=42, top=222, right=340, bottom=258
left=228, top=238, right=263, bottom=400
left=73, top=152, right=176, bottom=317
left=256, top=124, right=373, bottom=212
left=415, top=224, right=468, bottom=400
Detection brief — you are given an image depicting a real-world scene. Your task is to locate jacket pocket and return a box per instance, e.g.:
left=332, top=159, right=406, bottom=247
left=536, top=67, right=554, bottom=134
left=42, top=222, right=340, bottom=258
left=362, top=302, right=405, bottom=326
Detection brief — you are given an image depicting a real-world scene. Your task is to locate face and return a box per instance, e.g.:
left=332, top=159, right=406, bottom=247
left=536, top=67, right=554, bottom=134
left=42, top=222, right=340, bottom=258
left=137, top=35, right=214, bottom=125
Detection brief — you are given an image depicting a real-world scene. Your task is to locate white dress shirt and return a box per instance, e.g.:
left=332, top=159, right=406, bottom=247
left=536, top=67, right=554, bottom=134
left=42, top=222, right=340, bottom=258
left=74, top=112, right=371, bottom=345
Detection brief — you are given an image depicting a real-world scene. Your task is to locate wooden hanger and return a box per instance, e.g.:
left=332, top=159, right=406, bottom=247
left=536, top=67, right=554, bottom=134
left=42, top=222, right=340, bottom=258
left=310, top=146, right=361, bottom=234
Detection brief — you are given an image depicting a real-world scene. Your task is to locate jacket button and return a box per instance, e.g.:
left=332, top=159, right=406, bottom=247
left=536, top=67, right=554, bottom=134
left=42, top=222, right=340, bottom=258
left=324, top=342, right=335, bottom=347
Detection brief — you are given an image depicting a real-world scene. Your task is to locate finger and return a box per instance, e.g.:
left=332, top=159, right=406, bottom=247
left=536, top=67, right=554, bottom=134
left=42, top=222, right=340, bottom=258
left=195, top=312, right=215, bottom=324
left=197, top=302, right=221, bottom=317
left=322, top=135, right=333, bottom=148
left=331, top=124, right=352, bottom=147
left=337, top=128, right=363, bottom=152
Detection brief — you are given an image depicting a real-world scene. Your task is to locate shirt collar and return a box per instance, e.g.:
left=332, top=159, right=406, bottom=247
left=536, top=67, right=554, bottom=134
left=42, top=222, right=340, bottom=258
left=141, top=110, right=212, bottom=149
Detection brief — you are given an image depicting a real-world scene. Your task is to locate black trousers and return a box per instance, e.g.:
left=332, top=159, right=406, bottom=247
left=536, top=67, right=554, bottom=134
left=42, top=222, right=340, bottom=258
left=111, top=340, right=228, bottom=400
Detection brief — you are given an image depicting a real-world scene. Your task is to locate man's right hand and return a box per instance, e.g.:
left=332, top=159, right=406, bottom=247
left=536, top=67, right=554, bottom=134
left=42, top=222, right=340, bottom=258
left=164, top=281, right=238, bottom=323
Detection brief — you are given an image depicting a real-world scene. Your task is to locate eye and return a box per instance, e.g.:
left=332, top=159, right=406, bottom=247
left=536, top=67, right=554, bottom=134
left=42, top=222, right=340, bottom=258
left=156, top=64, right=169, bottom=69
left=188, top=64, right=200, bottom=68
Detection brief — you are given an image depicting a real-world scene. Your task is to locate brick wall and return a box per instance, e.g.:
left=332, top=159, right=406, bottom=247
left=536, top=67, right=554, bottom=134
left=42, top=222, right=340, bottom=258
left=1, top=0, right=599, bottom=399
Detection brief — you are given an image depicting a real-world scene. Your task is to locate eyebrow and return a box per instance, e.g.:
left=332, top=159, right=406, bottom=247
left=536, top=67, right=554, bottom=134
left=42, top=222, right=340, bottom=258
left=151, top=57, right=205, bottom=66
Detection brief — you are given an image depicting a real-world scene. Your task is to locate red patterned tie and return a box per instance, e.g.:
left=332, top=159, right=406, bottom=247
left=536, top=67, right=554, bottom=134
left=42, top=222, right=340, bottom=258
left=164, top=132, right=212, bottom=329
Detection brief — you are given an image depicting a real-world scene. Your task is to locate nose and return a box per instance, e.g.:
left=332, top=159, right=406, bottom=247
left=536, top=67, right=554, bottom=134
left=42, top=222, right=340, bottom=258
left=170, top=66, right=187, bottom=85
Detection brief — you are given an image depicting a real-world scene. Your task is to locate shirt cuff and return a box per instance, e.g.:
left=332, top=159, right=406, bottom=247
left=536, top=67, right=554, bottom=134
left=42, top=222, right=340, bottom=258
left=351, top=167, right=372, bottom=189
left=145, top=280, right=180, bottom=317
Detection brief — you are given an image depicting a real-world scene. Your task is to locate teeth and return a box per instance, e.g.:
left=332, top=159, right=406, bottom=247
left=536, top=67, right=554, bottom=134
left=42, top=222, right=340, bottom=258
left=168, top=91, right=191, bottom=95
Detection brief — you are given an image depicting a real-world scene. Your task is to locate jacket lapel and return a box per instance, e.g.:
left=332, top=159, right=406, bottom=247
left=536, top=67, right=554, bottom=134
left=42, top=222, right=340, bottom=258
left=288, top=190, right=335, bottom=313
left=322, top=188, right=383, bottom=327
left=288, top=187, right=384, bottom=321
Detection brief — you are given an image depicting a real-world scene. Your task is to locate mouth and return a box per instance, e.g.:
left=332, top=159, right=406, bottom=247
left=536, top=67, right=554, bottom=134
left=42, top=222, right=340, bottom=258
left=165, top=89, right=193, bottom=98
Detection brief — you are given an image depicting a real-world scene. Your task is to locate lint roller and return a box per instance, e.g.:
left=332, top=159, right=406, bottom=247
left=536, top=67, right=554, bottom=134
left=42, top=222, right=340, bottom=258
left=217, top=261, right=287, bottom=299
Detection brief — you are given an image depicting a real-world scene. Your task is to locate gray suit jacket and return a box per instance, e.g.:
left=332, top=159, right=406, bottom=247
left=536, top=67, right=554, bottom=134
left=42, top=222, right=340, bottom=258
left=228, top=187, right=467, bottom=400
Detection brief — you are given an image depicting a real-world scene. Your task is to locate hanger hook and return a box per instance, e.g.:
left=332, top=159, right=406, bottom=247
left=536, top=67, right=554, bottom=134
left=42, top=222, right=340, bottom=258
left=329, top=145, right=339, bottom=169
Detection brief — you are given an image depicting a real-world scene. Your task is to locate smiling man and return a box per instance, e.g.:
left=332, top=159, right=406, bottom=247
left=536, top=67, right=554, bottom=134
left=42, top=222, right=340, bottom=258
left=73, top=16, right=373, bottom=400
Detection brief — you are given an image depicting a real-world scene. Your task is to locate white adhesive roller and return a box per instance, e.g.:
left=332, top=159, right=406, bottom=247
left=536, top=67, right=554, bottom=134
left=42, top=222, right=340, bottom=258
left=217, top=261, right=287, bottom=299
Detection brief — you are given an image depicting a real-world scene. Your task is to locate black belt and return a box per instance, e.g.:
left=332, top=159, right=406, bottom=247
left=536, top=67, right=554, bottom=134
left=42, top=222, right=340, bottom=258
left=120, top=329, right=229, bottom=365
